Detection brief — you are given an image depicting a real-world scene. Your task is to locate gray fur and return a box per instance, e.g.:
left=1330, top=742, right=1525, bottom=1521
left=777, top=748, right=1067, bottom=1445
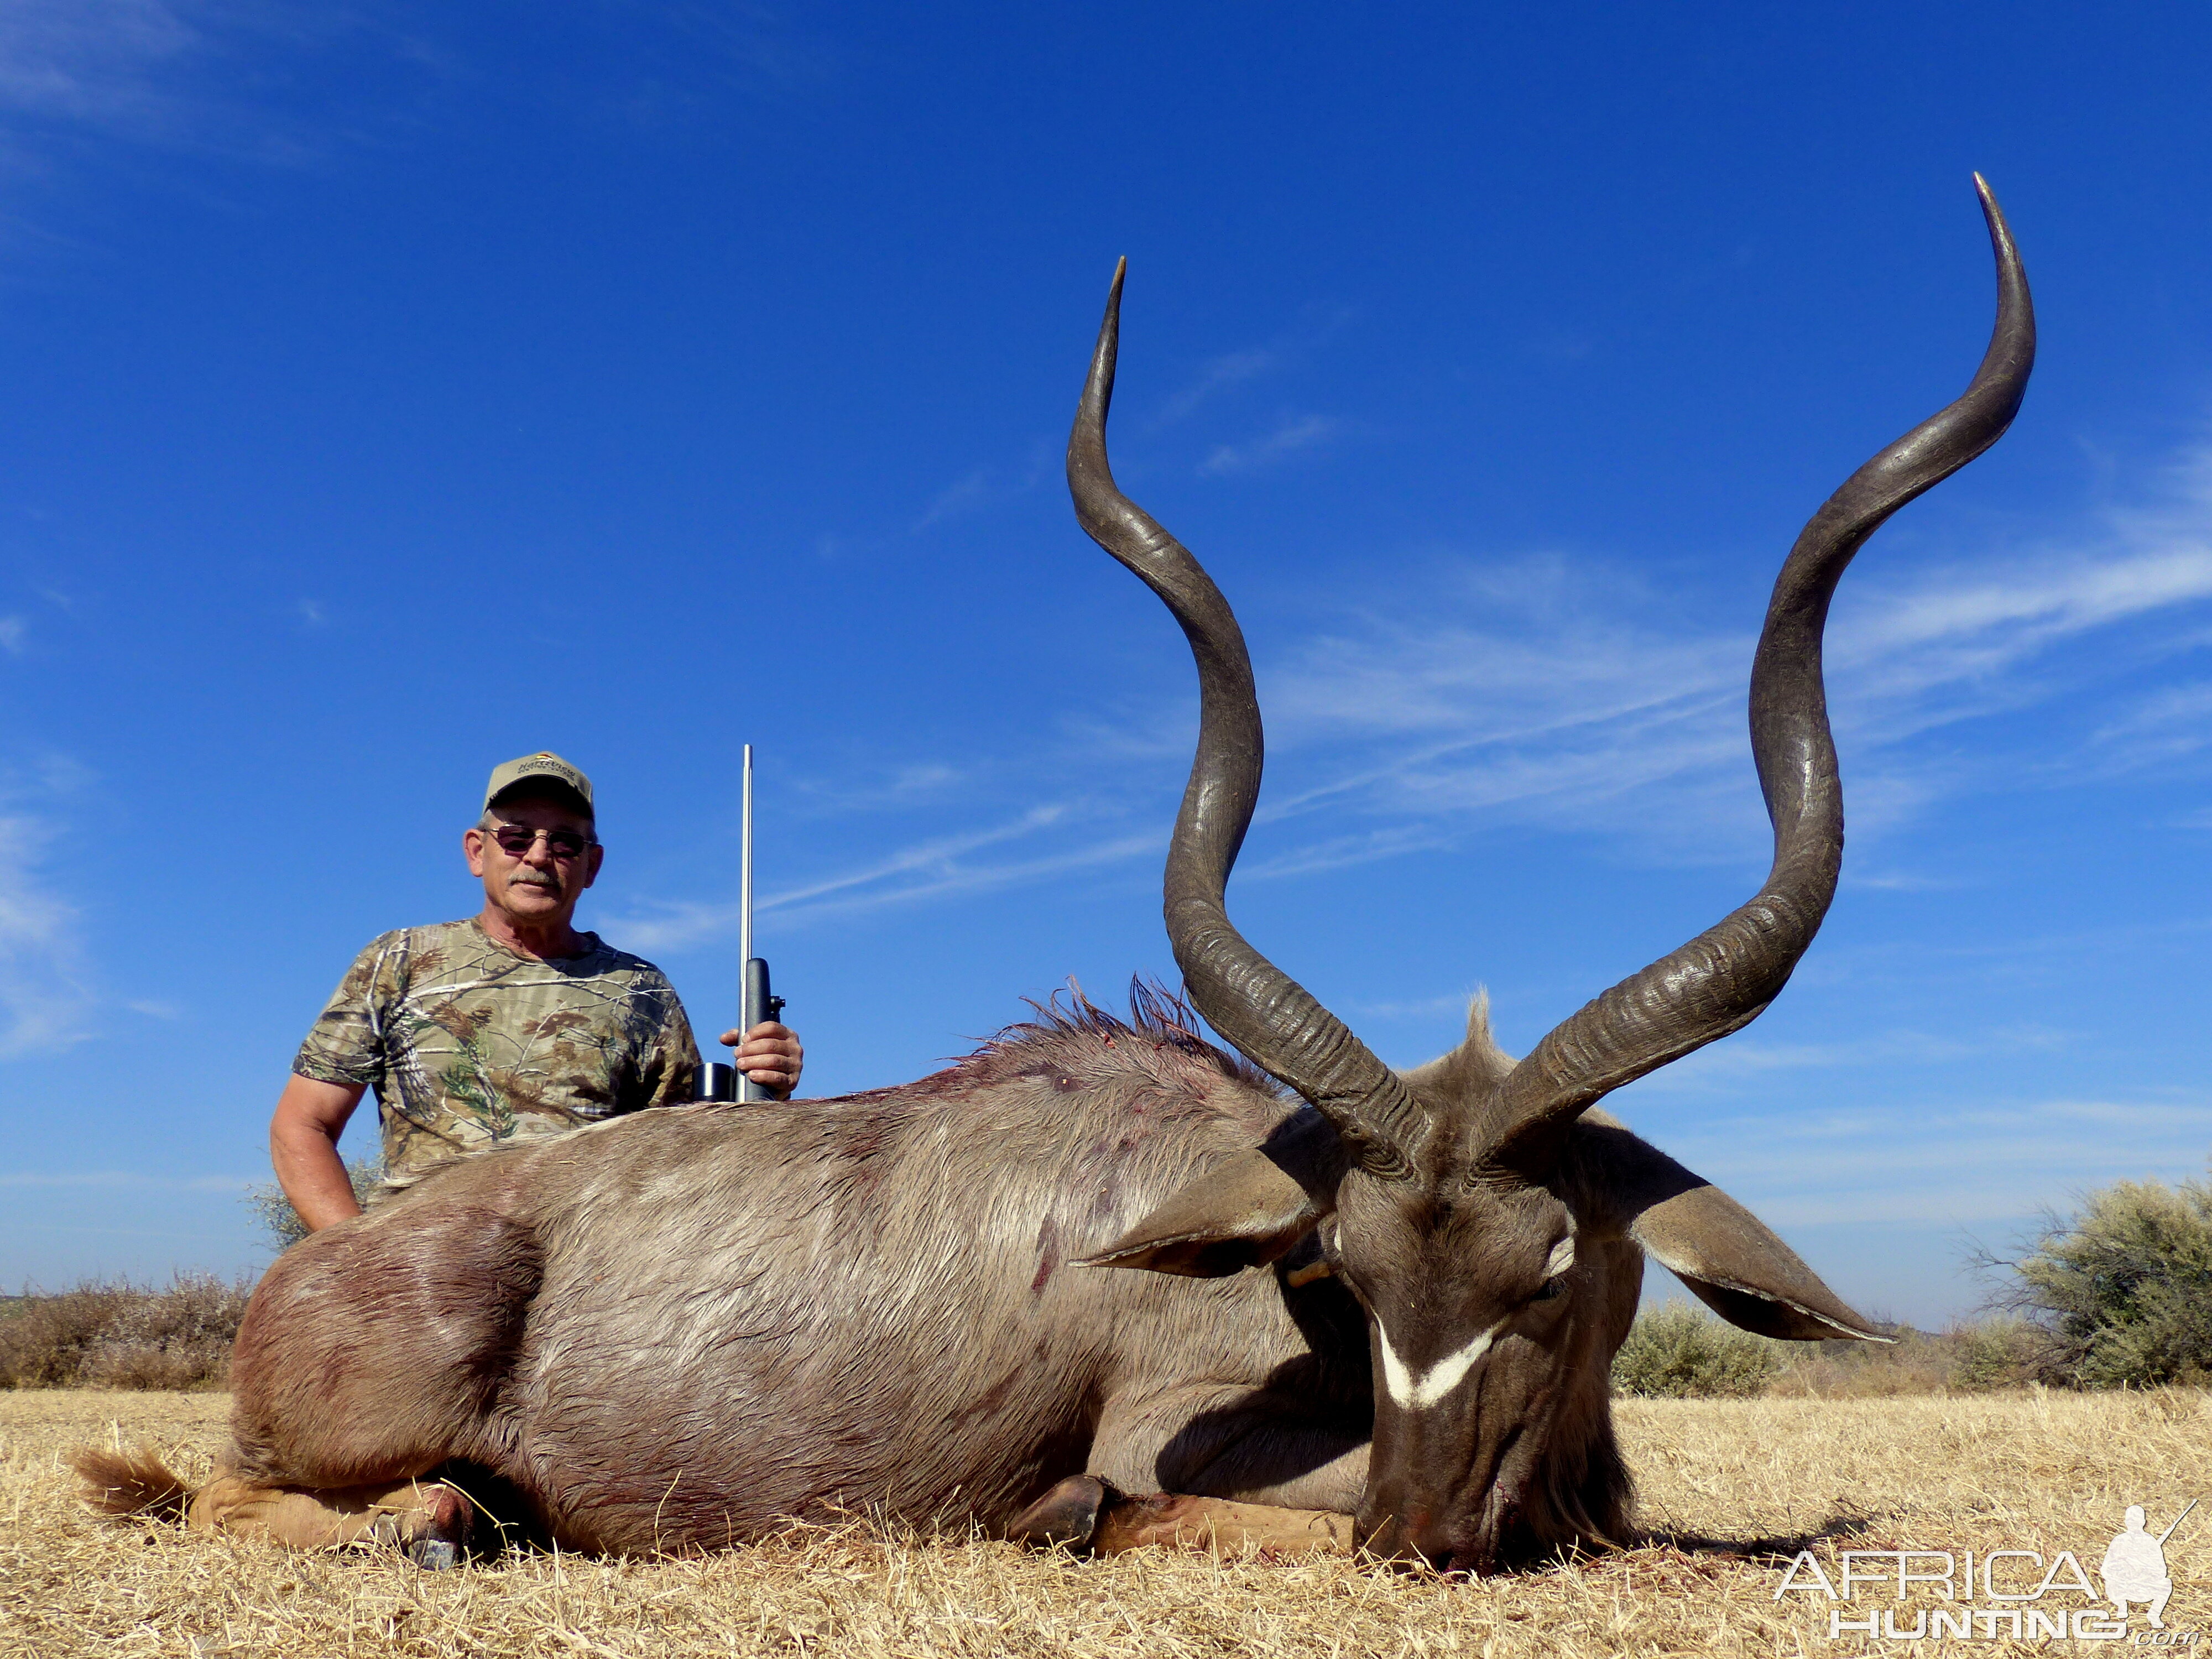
left=226, top=990, right=1846, bottom=1568
left=229, top=991, right=1376, bottom=1554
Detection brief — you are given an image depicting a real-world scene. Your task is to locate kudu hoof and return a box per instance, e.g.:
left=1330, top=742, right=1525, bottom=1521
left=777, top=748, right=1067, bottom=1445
left=1009, top=1474, right=1122, bottom=1552
left=401, top=1485, right=475, bottom=1571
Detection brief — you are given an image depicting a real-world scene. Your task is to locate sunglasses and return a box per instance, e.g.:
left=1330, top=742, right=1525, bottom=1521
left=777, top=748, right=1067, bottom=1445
left=487, top=825, right=597, bottom=861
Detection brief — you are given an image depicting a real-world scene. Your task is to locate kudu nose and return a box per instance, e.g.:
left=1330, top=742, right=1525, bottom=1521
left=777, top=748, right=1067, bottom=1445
left=1360, top=1510, right=1482, bottom=1577
left=1409, top=1526, right=1488, bottom=1577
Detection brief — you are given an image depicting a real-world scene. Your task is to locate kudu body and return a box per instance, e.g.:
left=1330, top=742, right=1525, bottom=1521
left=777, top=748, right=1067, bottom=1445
left=201, top=181, right=2032, bottom=1570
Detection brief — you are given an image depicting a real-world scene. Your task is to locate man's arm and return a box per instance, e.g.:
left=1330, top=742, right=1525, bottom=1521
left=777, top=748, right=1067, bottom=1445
left=270, top=1074, right=370, bottom=1232
left=719, top=1021, right=804, bottom=1100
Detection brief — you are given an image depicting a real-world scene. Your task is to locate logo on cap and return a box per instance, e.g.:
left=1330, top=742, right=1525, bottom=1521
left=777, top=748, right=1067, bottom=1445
left=484, top=752, right=594, bottom=813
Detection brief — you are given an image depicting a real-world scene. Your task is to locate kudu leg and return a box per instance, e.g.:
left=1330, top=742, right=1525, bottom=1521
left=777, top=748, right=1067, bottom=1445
left=1088, top=1383, right=1370, bottom=1511
left=1010, top=1474, right=1352, bottom=1557
left=1013, top=1388, right=1368, bottom=1559
left=1094, top=1488, right=1354, bottom=1556
left=187, top=1469, right=474, bottom=1566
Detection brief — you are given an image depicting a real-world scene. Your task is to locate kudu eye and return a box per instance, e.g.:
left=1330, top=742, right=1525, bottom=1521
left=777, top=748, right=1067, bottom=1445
left=1531, top=1276, right=1568, bottom=1303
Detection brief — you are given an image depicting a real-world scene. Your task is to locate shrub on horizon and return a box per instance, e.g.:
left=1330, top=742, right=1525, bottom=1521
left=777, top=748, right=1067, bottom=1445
left=244, top=1156, right=383, bottom=1253
left=0, top=1274, right=251, bottom=1390
left=1986, top=1175, right=2212, bottom=1389
left=1611, top=1300, right=1784, bottom=1398
left=1947, top=1314, right=2049, bottom=1390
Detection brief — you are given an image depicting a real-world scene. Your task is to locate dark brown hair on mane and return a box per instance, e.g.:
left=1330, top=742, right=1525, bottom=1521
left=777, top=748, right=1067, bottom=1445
left=998, top=978, right=1275, bottom=1091
left=858, top=978, right=1279, bottom=1104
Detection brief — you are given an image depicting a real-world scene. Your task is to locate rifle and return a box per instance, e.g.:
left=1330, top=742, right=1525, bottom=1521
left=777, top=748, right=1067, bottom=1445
left=696, top=744, right=786, bottom=1104
left=2158, top=1499, right=2197, bottom=1546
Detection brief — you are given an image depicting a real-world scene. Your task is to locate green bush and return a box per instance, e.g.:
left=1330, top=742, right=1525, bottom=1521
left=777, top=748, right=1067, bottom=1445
left=0, top=1274, right=251, bottom=1390
left=1948, top=1314, right=2048, bottom=1391
left=244, top=1156, right=384, bottom=1252
left=1611, top=1300, right=1785, bottom=1397
left=1992, top=1176, right=2212, bottom=1389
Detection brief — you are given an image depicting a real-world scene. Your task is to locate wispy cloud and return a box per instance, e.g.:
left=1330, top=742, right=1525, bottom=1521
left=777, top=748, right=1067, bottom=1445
left=915, top=466, right=994, bottom=529
left=0, top=762, right=95, bottom=1057
left=1841, top=548, right=2212, bottom=668
left=2093, top=680, right=2212, bottom=762
left=1235, top=821, right=1459, bottom=880
left=0, top=2, right=822, bottom=190
left=1141, top=302, right=1356, bottom=431
left=1152, top=347, right=1277, bottom=426
left=1344, top=990, right=1484, bottom=1022
left=1847, top=867, right=1961, bottom=891
left=1631, top=1091, right=2212, bottom=1228
left=790, top=761, right=967, bottom=813
left=761, top=805, right=1071, bottom=908
left=0, top=614, right=23, bottom=653
left=0, top=1169, right=251, bottom=1191
left=763, top=830, right=1161, bottom=932
left=1630, top=1021, right=2074, bottom=1092
left=1199, top=413, right=1337, bottom=477
left=612, top=806, right=1163, bottom=951
left=621, top=433, right=2212, bottom=948
left=1240, top=471, right=2212, bottom=863
left=0, top=0, right=371, bottom=172
left=912, top=437, right=1058, bottom=529
left=622, top=4, right=832, bottom=96
left=0, top=0, right=201, bottom=133
left=1250, top=586, right=1752, bottom=856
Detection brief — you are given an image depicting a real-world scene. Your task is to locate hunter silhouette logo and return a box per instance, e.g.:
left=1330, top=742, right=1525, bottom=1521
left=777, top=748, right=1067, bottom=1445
left=2104, top=1502, right=2193, bottom=1630
left=1775, top=1500, right=2199, bottom=1644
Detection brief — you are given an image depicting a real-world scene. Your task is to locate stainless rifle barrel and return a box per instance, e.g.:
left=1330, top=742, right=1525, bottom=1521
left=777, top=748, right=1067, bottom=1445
left=739, top=744, right=754, bottom=984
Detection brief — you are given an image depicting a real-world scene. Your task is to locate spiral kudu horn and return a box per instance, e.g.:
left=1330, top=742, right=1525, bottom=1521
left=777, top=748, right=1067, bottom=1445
left=1487, top=175, right=2034, bottom=1169
left=1067, top=260, right=1429, bottom=1177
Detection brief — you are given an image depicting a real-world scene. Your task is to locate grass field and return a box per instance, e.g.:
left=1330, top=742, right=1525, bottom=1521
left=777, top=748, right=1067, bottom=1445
left=2, top=1387, right=2207, bottom=1657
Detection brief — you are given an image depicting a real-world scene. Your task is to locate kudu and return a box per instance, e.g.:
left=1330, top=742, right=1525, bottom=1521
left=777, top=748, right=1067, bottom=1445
left=83, top=180, right=2030, bottom=1574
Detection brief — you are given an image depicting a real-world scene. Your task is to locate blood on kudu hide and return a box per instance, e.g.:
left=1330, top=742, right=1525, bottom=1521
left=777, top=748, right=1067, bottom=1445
left=214, top=181, right=2034, bottom=1571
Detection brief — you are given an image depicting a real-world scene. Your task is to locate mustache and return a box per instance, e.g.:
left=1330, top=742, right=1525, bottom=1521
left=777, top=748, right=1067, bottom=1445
left=508, top=873, right=562, bottom=891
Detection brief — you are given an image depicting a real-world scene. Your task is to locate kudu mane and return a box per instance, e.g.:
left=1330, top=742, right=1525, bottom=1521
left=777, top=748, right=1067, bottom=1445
left=891, top=979, right=1282, bottom=1104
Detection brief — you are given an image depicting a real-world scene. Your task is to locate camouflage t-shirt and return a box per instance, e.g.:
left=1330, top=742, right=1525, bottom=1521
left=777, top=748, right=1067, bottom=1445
left=293, top=918, right=702, bottom=1185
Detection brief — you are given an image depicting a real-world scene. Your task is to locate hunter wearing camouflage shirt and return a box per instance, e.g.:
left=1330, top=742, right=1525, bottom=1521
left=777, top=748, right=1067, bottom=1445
left=293, top=917, right=701, bottom=1185
left=268, top=752, right=804, bottom=1229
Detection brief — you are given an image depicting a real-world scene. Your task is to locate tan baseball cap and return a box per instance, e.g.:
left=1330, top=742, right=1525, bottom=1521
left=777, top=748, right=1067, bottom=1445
left=484, top=752, right=594, bottom=816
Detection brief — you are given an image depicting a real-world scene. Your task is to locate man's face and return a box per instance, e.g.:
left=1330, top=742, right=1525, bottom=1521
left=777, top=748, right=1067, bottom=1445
left=463, top=792, right=603, bottom=927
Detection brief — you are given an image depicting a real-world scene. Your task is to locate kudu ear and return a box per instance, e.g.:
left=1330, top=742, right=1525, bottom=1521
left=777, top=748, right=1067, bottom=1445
left=1073, top=1112, right=1342, bottom=1279
left=1563, top=1111, right=1887, bottom=1343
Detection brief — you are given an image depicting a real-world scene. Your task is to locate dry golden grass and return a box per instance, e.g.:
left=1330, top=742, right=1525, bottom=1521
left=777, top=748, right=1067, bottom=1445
left=3, top=1387, right=2208, bottom=1657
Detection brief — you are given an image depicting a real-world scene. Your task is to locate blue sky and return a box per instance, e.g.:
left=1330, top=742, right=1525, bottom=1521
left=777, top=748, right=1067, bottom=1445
left=2, top=2, right=2208, bottom=1327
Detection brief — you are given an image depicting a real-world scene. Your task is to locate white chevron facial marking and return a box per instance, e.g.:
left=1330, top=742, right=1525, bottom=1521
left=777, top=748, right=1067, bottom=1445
left=1378, top=1316, right=1509, bottom=1411
left=1545, top=1235, right=1576, bottom=1279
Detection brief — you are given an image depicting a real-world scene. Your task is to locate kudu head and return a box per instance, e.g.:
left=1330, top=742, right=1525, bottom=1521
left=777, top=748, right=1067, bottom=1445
left=1068, top=178, right=2033, bottom=1573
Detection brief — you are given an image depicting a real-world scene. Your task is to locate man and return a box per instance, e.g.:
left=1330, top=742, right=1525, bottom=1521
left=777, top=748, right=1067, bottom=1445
left=169, top=754, right=801, bottom=1562
left=270, top=750, right=803, bottom=1229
